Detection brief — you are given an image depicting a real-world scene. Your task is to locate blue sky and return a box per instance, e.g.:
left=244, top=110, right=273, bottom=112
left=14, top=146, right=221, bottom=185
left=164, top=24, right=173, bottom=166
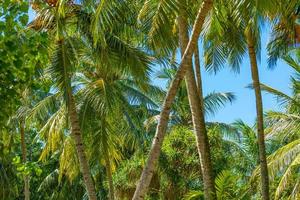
left=200, top=26, right=293, bottom=124
left=29, top=9, right=293, bottom=125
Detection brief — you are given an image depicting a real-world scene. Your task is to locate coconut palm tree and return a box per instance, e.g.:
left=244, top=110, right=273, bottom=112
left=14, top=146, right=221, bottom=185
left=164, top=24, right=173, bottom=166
left=138, top=1, right=228, bottom=196
left=258, top=49, right=300, bottom=199
left=15, top=90, right=32, bottom=200
left=29, top=0, right=158, bottom=198
left=76, top=50, right=161, bottom=200
left=13, top=87, right=52, bottom=200
left=29, top=9, right=159, bottom=199
left=133, top=1, right=214, bottom=199
left=29, top=57, right=158, bottom=200
left=29, top=2, right=97, bottom=198
left=177, top=2, right=216, bottom=197
left=46, top=39, right=97, bottom=200
left=29, top=69, right=158, bottom=199
left=202, top=1, right=281, bottom=198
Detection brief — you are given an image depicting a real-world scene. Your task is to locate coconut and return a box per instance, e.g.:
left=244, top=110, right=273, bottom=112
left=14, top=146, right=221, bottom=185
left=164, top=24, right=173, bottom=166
left=46, top=0, right=58, bottom=7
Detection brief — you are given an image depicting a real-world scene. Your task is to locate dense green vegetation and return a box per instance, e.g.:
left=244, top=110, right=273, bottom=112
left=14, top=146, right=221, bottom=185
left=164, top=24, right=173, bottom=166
left=1, top=0, right=300, bottom=199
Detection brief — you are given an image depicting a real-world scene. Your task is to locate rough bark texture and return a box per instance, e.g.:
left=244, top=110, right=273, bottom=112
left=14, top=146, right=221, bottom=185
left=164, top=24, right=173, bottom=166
left=246, top=32, right=270, bottom=200
left=68, top=95, right=97, bottom=200
left=20, top=120, right=30, bottom=200
left=178, top=12, right=216, bottom=200
left=104, top=151, right=115, bottom=200
left=132, top=1, right=213, bottom=199
left=194, top=43, right=202, bottom=97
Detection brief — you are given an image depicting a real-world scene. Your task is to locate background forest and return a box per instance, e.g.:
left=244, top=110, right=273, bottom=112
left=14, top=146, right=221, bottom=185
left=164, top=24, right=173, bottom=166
left=1, top=0, right=300, bottom=199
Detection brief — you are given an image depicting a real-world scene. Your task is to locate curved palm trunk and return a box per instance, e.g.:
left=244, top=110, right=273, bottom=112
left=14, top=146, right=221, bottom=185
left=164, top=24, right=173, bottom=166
left=178, top=13, right=216, bottom=200
left=246, top=33, right=270, bottom=200
left=68, top=95, right=97, bottom=200
left=104, top=150, right=115, bottom=200
left=194, top=43, right=202, bottom=95
left=132, top=1, right=213, bottom=199
left=20, top=120, right=30, bottom=200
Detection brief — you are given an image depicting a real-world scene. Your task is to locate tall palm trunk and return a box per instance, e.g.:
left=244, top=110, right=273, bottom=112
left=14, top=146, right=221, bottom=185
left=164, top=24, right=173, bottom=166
left=58, top=39, right=96, bottom=200
left=68, top=95, right=97, bottom=200
left=104, top=150, right=115, bottom=200
left=246, top=32, right=270, bottom=200
left=194, top=44, right=202, bottom=96
left=20, top=120, right=30, bottom=200
left=178, top=12, right=216, bottom=200
left=132, top=1, right=213, bottom=199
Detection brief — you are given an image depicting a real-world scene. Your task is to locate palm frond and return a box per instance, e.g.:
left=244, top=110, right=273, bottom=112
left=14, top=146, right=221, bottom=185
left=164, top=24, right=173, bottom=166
left=215, top=170, right=238, bottom=199
left=284, top=54, right=300, bottom=73
left=59, top=136, right=80, bottom=181
left=138, top=0, right=180, bottom=54
left=204, top=92, right=235, bottom=116
left=28, top=93, right=60, bottom=121
left=91, top=0, right=130, bottom=45
left=183, top=190, right=203, bottom=200
left=274, top=154, right=300, bottom=199
left=290, top=179, right=300, bottom=200
left=266, top=139, right=300, bottom=180
left=38, top=106, right=66, bottom=161
left=38, top=169, right=59, bottom=192
left=265, top=111, right=300, bottom=139
left=260, top=83, right=300, bottom=107
left=47, top=39, right=77, bottom=104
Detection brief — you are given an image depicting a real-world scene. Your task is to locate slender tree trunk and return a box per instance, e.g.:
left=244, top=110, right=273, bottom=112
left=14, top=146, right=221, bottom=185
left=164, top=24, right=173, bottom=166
left=246, top=32, right=270, bottom=200
left=194, top=43, right=202, bottom=96
left=104, top=150, right=115, bottom=200
left=194, top=43, right=204, bottom=180
left=68, top=95, right=97, bottom=200
left=178, top=11, right=216, bottom=200
left=20, top=120, right=30, bottom=200
left=132, top=1, right=213, bottom=199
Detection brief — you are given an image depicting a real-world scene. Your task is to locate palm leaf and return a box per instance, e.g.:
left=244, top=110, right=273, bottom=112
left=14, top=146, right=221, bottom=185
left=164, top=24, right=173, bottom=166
left=138, top=0, right=180, bottom=54
left=274, top=154, right=300, bottom=199
left=204, top=92, right=235, bottom=116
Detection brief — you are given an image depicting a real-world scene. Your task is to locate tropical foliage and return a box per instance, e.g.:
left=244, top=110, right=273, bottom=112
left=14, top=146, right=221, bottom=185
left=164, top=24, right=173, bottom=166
left=1, top=0, right=300, bottom=200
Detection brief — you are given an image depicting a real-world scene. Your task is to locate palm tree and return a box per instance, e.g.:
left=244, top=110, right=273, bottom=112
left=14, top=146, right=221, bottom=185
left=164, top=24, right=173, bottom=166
left=29, top=0, right=157, bottom=198
left=29, top=2, right=97, bottom=199
left=140, top=0, right=218, bottom=196
left=258, top=50, right=300, bottom=199
left=50, top=39, right=97, bottom=200
left=133, top=0, right=214, bottom=199
left=14, top=88, right=48, bottom=200
left=16, top=90, right=32, bottom=200
left=5, top=114, right=30, bottom=200
left=246, top=28, right=270, bottom=200
left=194, top=43, right=202, bottom=95
left=77, top=51, right=160, bottom=200
left=178, top=2, right=216, bottom=198
left=31, top=1, right=162, bottom=199
left=202, top=1, right=280, bottom=198
left=27, top=85, right=88, bottom=192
